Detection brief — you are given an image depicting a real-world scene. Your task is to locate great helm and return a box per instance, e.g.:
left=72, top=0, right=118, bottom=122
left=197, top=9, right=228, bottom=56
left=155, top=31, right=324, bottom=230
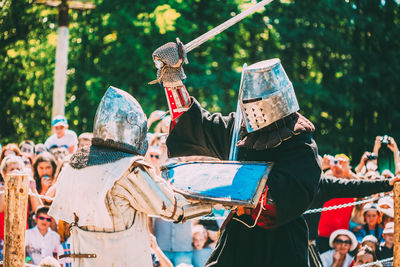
left=92, top=86, right=148, bottom=155
left=239, top=59, right=299, bottom=133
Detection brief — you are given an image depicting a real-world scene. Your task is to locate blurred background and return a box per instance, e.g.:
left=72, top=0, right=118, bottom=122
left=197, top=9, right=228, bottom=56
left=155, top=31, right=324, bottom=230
left=1, top=0, right=400, bottom=160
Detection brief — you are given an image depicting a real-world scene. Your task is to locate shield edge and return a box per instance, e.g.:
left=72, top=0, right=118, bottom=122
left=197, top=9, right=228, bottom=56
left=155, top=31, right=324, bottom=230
left=161, top=161, right=274, bottom=208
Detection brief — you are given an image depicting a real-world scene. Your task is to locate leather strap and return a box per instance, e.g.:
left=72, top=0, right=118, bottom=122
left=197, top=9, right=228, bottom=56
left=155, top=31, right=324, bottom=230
left=219, top=211, right=235, bottom=232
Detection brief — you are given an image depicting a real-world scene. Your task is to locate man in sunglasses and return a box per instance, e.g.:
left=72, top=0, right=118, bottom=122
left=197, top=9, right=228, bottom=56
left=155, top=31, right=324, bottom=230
left=26, top=206, right=62, bottom=265
left=320, top=229, right=357, bottom=267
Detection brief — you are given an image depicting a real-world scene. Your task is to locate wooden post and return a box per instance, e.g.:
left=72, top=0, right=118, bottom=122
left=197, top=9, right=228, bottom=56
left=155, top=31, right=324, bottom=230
left=3, top=173, right=28, bottom=267
left=394, top=182, right=400, bottom=267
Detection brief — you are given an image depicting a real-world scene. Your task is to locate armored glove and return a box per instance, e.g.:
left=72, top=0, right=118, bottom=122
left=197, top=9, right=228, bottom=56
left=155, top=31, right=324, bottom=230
left=150, top=39, right=188, bottom=87
left=173, top=193, right=213, bottom=223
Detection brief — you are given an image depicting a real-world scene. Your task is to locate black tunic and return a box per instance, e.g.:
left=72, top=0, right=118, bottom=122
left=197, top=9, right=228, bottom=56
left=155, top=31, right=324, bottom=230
left=167, top=98, right=321, bottom=267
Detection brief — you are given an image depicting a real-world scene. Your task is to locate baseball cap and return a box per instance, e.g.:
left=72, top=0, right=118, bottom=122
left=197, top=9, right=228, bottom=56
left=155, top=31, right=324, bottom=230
left=51, top=115, right=68, bottom=127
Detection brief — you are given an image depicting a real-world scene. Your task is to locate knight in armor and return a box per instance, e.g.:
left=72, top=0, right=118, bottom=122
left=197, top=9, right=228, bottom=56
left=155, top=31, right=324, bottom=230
left=49, top=87, right=212, bottom=267
left=150, top=41, right=321, bottom=267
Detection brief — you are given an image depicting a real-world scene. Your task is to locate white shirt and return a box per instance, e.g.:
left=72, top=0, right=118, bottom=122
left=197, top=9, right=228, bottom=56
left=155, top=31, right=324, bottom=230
left=44, top=129, right=78, bottom=152
left=320, top=249, right=353, bottom=267
left=25, top=226, right=62, bottom=265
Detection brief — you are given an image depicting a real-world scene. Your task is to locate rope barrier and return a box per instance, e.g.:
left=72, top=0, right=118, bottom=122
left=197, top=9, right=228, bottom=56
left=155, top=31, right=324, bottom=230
left=0, top=183, right=396, bottom=266
left=0, top=190, right=393, bottom=220
left=303, top=193, right=393, bottom=214
left=353, top=257, right=393, bottom=267
left=27, top=190, right=55, bottom=202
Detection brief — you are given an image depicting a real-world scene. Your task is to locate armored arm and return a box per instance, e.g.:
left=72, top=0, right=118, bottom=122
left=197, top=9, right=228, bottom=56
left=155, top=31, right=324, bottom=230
left=150, top=40, right=191, bottom=128
left=126, top=166, right=212, bottom=222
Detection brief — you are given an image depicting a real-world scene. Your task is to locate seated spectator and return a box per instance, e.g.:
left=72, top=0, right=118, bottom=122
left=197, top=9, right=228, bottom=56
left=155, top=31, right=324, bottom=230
left=351, top=245, right=381, bottom=267
left=0, top=143, right=22, bottom=159
left=44, top=115, right=78, bottom=154
left=0, top=155, right=24, bottom=178
left=49, top=146, right=69, bottom=165
left=361, top=235, right=378, bottom=253
left=349, top=201, right=365, bottom=233
left=145, top=145, right=164, bottom=176
left=33, top=152, right=57, bottom=197
left=191, top=224, right=213, bottom=267
left=25, top=206, right=62, bottom=265
left=376, top=222, right=394, bottom=261
left=0, top=143, right=22, bottom=174
left=320, top=229, right=357, bottom=267
left=77, top=132, right=93, bottom=149
left=20, top=140, right=35, bottom=165
left=354, top=203, right=383, bottom=243
left=377, top=196, right=394, bottom=227
left=35, top=144, right=48, bottom=158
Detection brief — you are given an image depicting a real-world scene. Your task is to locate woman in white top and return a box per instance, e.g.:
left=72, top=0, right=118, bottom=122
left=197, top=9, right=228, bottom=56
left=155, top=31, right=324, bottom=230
left=320, top=229, right=358, bottom=267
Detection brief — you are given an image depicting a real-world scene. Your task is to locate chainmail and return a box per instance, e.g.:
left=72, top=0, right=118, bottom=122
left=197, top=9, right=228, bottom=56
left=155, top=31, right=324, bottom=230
left=92, top=137, right=147, bottom=156
left=150, top=42, right=187, bottom=84
left=70, top=145, right=136, bottom=169
left=237, top=112, right=315, bottom=150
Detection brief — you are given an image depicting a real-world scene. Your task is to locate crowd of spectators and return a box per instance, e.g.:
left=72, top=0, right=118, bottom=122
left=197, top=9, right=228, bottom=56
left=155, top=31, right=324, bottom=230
left=307, top=135, right=399, bottom=267
left=0, top=112, right=398, bottom=267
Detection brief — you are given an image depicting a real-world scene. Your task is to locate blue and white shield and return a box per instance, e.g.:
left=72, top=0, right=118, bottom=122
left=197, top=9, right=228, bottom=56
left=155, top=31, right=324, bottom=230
left=161, top=161, right=273, bottom=207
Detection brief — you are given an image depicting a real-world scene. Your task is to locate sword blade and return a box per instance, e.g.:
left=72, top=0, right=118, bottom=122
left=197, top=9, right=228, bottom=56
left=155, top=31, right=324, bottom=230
left=184, top=0, right=274, bottom=53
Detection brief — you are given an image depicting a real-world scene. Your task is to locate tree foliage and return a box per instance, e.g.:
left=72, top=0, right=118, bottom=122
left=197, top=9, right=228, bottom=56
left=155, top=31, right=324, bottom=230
left=1, top=0, right=399, bottom=161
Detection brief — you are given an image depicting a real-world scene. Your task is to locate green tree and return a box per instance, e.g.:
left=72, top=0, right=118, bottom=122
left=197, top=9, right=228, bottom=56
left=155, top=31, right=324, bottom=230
left=1, top=0, right=399, bottom=163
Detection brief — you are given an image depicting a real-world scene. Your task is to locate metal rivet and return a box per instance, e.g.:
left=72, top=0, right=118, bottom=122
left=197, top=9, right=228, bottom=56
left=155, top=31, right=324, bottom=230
left=127, top=111, right=136, bottom=124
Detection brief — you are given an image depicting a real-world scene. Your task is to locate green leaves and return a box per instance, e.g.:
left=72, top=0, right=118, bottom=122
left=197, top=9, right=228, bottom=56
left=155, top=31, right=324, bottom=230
left=1, top=0, right=400, bottom=161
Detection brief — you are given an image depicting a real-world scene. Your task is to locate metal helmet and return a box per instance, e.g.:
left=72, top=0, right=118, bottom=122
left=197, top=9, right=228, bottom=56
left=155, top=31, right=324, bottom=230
left=239, top=58, right=299, bottom=133
left=92, top=86, right=148, bottom=155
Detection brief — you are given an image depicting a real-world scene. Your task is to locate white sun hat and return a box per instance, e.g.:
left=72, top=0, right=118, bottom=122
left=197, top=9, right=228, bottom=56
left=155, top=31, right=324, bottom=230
left=361, top=235, right=378, bottom=244
left=383, top=222, right=394, bottom=234
left=378, top=196, right=394, bottom=218
left=329, top=229, right=358, bottom=251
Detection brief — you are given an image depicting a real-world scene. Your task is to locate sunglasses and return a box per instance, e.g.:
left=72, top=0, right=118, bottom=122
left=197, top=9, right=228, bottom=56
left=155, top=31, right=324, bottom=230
left=150, top=154, right=160, bottom=159
left=335, top=239, right=351, bottom=245
left=38, top=216, right=52, bottom=222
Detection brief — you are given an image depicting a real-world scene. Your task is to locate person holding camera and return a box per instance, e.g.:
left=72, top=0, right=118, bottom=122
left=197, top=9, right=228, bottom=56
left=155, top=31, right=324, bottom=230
left=372, top=135, right=400, bottom=176
left=355, top=152, right=379, bottom=176
left=321, top=154, right=357, bottom=179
